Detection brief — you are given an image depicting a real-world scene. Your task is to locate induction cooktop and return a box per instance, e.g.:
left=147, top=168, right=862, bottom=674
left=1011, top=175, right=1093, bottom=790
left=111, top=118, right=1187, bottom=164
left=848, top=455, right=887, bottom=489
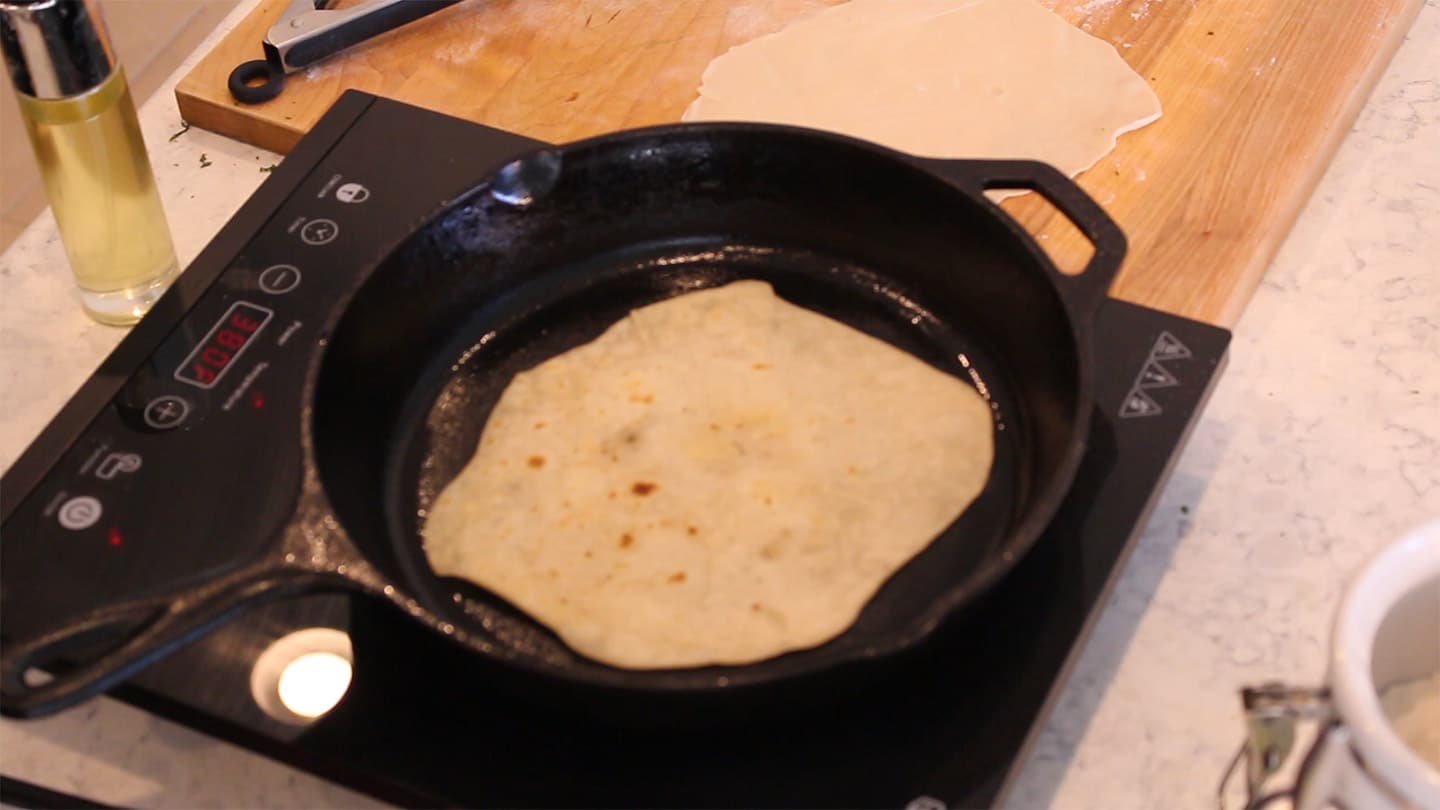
left=0, top=91, right=1229, bottom=809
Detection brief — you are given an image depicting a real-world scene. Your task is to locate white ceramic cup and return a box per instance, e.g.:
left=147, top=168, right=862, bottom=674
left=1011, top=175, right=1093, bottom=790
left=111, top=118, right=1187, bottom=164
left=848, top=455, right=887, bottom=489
left=1295, top=518, right=1440, bottom=810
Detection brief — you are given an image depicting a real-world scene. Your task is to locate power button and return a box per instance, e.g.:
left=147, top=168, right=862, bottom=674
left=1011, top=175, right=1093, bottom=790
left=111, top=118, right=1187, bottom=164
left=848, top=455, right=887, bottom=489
left=58, top=496, right=103, bottom=530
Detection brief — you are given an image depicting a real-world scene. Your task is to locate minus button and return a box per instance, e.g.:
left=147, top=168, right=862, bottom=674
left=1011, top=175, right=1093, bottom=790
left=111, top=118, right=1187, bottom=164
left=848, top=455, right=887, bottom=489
left=259, top=264, right=301, bottom=295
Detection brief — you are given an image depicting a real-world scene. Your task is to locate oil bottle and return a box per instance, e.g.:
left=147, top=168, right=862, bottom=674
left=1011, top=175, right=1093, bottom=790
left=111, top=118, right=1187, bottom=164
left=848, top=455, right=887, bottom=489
left=1, top=0, right=178, bottom=325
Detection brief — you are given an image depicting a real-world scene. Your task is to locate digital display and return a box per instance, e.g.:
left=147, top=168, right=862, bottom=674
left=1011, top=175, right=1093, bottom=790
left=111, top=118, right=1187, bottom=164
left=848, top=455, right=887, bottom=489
left=174, top=301, right=273, bottom=389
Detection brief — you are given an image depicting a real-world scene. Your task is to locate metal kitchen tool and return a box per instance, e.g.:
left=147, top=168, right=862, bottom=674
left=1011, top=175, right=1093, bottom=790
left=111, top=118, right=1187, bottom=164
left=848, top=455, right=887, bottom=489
left=1218, top=683, right=1335, bottom=809
left=1222, top=523, right=1440, bottom=810
left=228, top=0, right=465, bottom=103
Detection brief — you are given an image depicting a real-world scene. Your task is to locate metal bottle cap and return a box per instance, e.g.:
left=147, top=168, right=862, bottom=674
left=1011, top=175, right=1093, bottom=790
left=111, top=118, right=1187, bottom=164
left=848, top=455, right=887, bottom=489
left=0, top=0, right=116, bottom=99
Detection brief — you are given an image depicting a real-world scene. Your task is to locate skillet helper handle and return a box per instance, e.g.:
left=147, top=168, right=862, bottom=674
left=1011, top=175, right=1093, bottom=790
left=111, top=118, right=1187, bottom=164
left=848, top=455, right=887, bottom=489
left=924, top=158, right=1127, bottom=318
left=0, top=566, right=320, bottom=718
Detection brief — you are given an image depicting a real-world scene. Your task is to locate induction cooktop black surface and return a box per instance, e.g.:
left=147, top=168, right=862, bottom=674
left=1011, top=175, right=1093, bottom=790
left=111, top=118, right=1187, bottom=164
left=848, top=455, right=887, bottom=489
left=0, top=92, right=1229, bottom=809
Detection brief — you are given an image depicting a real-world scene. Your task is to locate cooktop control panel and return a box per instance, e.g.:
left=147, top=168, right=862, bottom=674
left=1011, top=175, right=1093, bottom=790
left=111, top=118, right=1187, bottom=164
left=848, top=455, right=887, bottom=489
left=0, top=101, right=544, bottom=642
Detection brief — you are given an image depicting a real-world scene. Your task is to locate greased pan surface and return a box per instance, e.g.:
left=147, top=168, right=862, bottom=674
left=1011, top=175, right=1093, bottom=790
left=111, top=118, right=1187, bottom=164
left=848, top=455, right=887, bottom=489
left=321, top=124, right=1122, bottom=688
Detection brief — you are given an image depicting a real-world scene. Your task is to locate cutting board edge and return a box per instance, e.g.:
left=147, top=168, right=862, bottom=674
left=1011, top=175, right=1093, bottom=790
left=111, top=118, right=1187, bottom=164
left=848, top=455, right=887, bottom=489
left=175, top=85, right=305, bottom=155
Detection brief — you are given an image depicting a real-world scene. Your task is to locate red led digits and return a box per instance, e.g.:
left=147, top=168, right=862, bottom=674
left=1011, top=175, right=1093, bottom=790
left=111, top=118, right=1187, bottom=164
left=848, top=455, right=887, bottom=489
left=215, top=329, right=247, bottom=350
left=174, top=302, right=273, bottom=389
left=230, top=310, right=264, bottom=332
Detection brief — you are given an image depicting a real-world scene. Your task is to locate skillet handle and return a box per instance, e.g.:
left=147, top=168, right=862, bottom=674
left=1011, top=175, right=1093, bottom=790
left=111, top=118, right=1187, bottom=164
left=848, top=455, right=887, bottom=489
left=0, top=565, right=329, bottom=719
left=919, top=158, right=1127, bottom=319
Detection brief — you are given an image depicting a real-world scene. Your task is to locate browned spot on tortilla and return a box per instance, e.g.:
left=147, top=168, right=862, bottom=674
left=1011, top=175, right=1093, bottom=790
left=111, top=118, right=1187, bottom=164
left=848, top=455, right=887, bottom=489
left=763, top=495, right=774, bottom=506
left=752, top=362, right=772, bottom=370
left=619, top=533, right=634, bottom=548
left=534, top=421, right=547, bottom=429
left=761, top=542, right=783, bottom=560
left=686, top=525, right=698, bottom=536
left=847, top=464, right=858, bottom=475
left=751, top=602, right=762, bottom=611
left=608, top=490, right=617, bottom=500
left=631, top=481, right=658, bottom=496
left=667, top=571, right=687, bottom=584
left=844, top=416, right=855, bottom=424
left=629, top=392, right=654, bottom=404
left=583, top=549, right=593, bottom=559
left=709, top=422, right=721, bottom=431
left=623, top=431, right=638, bottom=444
left=565, top=91, right=579, bottom=102
left=527, top=455, right=546, bottom=468
left=547, top=568, right=558, bottom=578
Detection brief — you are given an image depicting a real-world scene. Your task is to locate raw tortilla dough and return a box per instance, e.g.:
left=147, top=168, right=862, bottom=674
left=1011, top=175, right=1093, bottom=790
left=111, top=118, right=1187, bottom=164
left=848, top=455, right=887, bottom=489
left=424, top=281, right=995, bottom=669
left=684, top=0, right=1160, bottom=184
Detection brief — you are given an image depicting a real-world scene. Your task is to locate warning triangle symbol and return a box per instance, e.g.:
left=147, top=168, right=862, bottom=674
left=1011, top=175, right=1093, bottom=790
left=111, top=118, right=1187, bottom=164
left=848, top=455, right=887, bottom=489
left=1151, top=331, right=1192, bottom=361
left=1138, top=361, right=1179, bottom=389
left=1119, top=389, right=1163, bottom=419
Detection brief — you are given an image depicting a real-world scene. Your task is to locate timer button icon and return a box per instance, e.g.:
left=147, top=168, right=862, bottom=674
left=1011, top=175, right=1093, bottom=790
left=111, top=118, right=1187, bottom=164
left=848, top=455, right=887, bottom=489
left=300, top=218, right=338, bottom=246
left=143, top=395, right=190, bottom=430
left=58, top=496, right=103, bottom=530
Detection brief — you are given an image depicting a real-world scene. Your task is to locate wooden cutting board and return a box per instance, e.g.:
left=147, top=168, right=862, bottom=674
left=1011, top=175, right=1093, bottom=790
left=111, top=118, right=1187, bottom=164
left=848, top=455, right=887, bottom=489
left=175, top=0, right=1424, bottom=327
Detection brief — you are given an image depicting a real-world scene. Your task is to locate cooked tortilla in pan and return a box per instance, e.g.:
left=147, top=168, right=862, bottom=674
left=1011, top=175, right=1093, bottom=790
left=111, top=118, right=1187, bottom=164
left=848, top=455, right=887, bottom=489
left=423, top=281, right=994, bottom=668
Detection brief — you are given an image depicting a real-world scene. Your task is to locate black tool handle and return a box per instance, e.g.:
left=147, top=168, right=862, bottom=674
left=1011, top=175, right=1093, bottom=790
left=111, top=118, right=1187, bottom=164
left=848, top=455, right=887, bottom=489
left=285, top=0, right=466, bottom=70
left=229, top=0, right=466, bottom=103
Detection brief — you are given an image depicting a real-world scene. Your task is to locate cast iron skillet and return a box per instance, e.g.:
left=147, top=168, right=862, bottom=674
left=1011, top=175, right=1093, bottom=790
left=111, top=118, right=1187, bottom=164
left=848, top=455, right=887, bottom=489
left=0, top=124, right=1124, bottom=717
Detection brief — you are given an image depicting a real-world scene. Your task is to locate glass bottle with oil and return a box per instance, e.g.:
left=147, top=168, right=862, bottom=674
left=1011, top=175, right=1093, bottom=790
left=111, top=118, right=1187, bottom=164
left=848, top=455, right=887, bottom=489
left=1, top=0, right=178, bottom=325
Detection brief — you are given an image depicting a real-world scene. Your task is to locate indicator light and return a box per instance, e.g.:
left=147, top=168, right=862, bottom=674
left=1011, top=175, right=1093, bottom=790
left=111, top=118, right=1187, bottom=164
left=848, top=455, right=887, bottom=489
left=277, top=651, right=352, bottom=719
left=249, top=628, right=353, bottom=725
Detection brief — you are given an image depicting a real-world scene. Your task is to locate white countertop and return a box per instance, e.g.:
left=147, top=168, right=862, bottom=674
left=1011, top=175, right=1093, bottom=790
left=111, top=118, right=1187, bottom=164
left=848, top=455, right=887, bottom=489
left=1, top=0, right=1437, bottom=806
